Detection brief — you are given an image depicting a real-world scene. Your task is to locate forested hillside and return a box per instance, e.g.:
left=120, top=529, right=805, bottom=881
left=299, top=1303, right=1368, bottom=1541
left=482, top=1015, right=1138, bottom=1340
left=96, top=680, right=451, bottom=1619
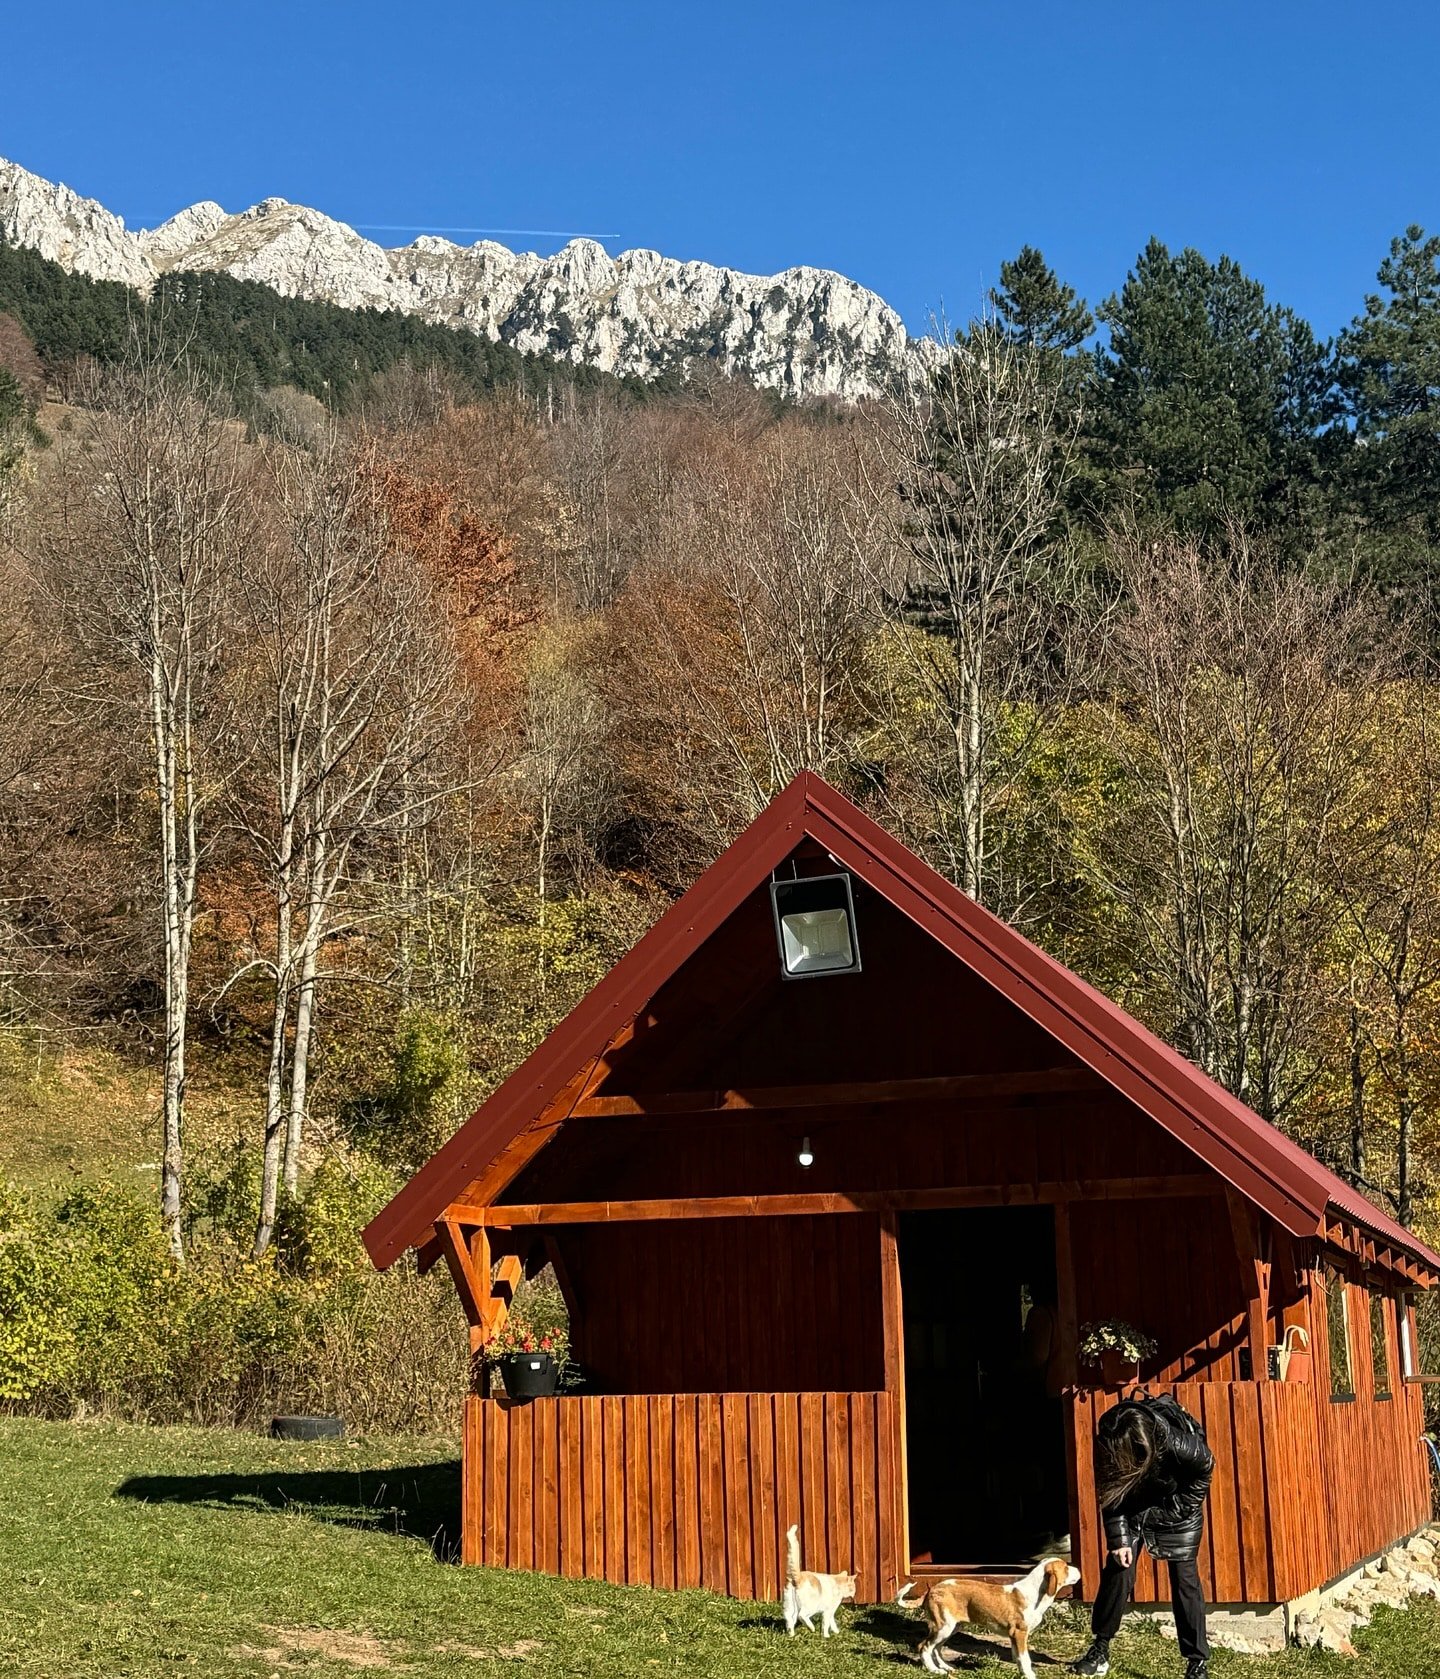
left=0, top=236, right=663, bottom=412
left=3, top=223, right=1440, bottom=1426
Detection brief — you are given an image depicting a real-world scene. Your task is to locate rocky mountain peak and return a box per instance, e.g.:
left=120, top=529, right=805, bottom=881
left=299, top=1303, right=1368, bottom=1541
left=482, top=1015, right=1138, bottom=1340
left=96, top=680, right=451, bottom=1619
left=0, top=154, right=928, bottom=400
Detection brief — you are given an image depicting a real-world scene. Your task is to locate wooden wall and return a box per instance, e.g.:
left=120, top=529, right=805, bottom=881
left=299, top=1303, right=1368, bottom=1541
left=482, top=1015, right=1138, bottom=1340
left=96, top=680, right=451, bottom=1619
left=1070, top=1369, right=1430, bottom=1605
left=551, top=1214, right=885, bottom=1394
left=1070, top=1196, right=1251, bottom=1383
left=463, top=1390, right=904, bottom=1601
left=506, top=1096, right=1205, bottom=1207
left=1311, top=1272, right=1430, bottom=1580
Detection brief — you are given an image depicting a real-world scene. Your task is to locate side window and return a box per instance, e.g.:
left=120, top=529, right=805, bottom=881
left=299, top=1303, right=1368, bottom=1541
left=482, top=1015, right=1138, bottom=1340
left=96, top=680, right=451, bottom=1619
left=1325, top=1267, right=1354, bottom=1399
left=1370, top=1293, right=1392, bottom=1399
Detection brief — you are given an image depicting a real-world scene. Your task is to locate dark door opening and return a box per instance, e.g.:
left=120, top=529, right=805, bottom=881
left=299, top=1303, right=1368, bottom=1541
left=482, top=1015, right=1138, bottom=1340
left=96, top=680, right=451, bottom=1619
left=899, top=1206, right=1069, bottom=1568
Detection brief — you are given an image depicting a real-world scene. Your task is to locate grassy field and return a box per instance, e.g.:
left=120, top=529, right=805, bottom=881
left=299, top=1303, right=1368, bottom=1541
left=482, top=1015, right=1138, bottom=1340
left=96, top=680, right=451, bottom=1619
left=0, top=1037, right=251, bottom=1193
left=1, top=1419, right=1438, bottom=1679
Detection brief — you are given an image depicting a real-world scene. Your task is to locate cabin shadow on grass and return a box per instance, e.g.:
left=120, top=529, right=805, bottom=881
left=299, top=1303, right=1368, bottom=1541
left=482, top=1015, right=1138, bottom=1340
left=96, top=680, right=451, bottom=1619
left=116, top=1457, right=463, bottom=1561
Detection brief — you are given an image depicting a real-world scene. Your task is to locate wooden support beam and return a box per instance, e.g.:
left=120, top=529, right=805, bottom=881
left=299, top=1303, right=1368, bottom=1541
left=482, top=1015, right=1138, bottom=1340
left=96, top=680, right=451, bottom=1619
left=455, top=1174, right=1224, bottom=1228
left=447, top=1015, right=650, bottom=1210
left=878, top=1211, right=909, bottom=1559
left=572, top=1066, right=1103, bottom=1118
left=436, top=1218, right=488, bottom=1331
left=1228, top=1192, right=1270, bottom=1380
left=492, top=1253, right=523, bottom=1311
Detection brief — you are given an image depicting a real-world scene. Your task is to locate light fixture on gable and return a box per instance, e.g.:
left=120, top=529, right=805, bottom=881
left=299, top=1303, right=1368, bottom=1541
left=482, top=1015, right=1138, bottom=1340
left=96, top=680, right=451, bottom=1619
left=770, top=871, right=861, bottom=980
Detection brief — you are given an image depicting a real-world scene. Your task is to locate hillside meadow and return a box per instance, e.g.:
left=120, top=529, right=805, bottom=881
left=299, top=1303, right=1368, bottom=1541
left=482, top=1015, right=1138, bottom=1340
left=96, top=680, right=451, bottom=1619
left=5, top=1416, right=1440, bottom=1679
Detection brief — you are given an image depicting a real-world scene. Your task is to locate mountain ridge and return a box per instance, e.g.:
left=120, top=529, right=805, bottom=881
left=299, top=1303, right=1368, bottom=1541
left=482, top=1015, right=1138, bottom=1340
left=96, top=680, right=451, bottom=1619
left=0, top=156, right=927, bottom=400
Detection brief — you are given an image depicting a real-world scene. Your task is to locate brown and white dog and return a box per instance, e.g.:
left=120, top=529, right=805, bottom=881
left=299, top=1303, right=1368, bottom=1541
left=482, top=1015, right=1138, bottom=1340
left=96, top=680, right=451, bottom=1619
left=896, top=1556, right=1079, bottom=1676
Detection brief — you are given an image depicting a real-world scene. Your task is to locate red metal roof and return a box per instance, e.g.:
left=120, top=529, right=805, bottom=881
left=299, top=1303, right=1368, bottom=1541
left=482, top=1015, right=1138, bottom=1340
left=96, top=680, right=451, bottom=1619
left=364, top=773, right=1440, bottom=1279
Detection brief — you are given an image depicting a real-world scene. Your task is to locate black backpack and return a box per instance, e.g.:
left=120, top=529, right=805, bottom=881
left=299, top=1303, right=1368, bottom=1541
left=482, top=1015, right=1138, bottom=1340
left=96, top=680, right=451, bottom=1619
left=1108, top=1389, right=1206, bottom=1447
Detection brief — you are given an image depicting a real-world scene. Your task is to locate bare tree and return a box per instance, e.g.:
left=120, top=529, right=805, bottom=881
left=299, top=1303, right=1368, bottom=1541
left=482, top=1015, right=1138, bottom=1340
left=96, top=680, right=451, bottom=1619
left=1095, top=532, right=1389, bottom=1125
left=620, top=422, right=894, bottom=847
left=37, top=339, right=248, bottom=1257
left=230, top=434, right=460, bottom=1253
left=546, top=394, right=634, bottom=612
left=1330, top=683, right=1440, bottom=1223
left=870, top=321, right=1080, bottom=909
left=515, top=621, right=614, bottom=983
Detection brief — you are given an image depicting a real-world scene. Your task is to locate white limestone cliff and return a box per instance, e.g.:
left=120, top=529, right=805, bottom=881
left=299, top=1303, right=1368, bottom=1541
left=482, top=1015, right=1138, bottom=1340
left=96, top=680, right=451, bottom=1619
left=0, top=155, right=925, bottom=400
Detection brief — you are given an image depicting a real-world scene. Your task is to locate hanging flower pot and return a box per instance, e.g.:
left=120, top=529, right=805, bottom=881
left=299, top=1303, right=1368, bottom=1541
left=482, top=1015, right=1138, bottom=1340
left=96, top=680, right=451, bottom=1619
left=488, top=1314, right=569, bottom=1402
left=1099, top=1349, right=1141, bottom=1388
left=1079, top=1319, right=1158, bottom=1388
left=497, top=1351, right=560, bottom=1400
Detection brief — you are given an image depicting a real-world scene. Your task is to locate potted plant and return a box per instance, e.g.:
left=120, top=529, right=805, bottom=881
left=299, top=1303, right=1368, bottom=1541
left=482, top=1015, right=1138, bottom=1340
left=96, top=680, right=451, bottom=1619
left=489, top=1316, right=569, bottom=1401
left=1079, top=1319, right=1158, bottom=1388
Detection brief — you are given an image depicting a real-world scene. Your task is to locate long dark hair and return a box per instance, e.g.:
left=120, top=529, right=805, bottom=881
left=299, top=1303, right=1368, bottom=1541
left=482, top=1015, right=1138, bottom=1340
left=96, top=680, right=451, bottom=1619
left=1097, top=1408, right=1158, bottom=1510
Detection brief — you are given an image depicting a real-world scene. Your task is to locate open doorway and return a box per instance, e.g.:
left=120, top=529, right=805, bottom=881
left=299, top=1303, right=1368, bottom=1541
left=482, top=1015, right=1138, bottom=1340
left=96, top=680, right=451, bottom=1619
left=898, top=1206, right=1069, bottom=1568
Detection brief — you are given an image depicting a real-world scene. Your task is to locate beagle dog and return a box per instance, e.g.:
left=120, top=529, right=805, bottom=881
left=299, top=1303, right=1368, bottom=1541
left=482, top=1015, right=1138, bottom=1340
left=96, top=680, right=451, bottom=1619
left=897, top=1556, right=1079, bottom=1675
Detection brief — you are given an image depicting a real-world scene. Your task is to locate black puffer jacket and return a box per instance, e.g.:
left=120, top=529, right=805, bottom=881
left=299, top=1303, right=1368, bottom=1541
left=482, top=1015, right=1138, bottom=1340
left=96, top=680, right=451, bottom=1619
left=1097, top=1394, right=1214, bottom=1563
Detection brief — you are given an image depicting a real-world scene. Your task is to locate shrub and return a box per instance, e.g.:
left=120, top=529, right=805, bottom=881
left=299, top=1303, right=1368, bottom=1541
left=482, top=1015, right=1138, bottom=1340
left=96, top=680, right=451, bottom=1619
left=338, top=1007, right=476, bottom=1172
left=0, top=1182, right=73, bottom=1400
left=276, top=1153, right=399, bottom=1282
left=0, top=1168, right=468, bottom=1433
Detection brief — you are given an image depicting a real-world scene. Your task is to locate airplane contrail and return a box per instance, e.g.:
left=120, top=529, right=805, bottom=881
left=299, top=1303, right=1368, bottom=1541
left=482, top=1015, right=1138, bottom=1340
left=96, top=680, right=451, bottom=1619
left=354, top=223, right=620, bottom=239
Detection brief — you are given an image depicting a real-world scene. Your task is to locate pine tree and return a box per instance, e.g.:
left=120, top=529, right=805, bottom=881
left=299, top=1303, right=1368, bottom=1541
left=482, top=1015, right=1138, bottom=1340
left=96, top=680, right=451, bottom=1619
left=1339, top=225, right=1440, bottom=530
left=990, top=246, right=1092, bottom=352
left=1090, top=238, right=1331, bottom=532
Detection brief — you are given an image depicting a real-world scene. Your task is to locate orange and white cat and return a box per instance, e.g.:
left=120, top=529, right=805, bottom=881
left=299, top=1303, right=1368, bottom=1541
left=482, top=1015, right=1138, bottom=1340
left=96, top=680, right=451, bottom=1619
left=782, top=1524, right=857, bottom=1637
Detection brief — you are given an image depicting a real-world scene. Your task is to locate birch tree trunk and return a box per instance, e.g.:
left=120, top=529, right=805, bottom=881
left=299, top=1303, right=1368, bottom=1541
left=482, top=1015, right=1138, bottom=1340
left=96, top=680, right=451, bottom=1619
left=873, top=320, right=1078, bottom=914
left=41, top=340, right=246, bottom=1260
left=241, top=435, right=460, bottom=1255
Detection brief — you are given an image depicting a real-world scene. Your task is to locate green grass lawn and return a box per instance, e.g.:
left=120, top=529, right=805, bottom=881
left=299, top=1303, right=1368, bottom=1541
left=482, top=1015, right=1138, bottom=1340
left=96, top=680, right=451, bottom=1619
left=0, top=1417, right=1436, bottom=1679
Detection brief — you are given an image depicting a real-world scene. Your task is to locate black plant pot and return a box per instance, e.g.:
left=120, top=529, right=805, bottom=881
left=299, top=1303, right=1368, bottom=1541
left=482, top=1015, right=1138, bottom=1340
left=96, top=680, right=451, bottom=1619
left=497, top=1352, right=559, bottom=1400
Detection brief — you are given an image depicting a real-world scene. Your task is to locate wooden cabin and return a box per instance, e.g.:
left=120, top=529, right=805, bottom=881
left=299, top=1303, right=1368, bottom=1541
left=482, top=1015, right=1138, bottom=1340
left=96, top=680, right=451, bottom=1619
left=364, top=774, right=1440, bottom=1615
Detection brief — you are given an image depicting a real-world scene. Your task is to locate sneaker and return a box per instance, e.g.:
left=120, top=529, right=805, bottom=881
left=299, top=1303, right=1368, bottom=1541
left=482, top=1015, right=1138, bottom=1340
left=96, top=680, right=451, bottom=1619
left=1069, top=1640, right=1110, bottom=1676
left=1184, top=1663, right=1209, bottom=1679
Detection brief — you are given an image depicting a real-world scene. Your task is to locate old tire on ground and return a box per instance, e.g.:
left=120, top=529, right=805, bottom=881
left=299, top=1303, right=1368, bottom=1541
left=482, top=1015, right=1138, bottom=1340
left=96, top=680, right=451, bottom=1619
left=270, top=1414, right=345, bottom=1441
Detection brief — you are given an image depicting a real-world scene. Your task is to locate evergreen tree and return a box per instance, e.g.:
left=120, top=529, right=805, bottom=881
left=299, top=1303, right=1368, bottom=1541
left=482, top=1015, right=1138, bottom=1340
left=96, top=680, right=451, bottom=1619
left=1339, top=225, right=1440, bottom=530
left=0, top=237, right=649, bottom=417
left=1089, top=238, right=1332, bottom=533
left=990, top=246, right=1092, bottom=352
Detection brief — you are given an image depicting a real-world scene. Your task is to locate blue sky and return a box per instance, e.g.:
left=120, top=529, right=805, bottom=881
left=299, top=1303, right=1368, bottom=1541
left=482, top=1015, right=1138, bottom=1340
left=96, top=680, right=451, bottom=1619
left=7, top=2, right=1438, bottom=338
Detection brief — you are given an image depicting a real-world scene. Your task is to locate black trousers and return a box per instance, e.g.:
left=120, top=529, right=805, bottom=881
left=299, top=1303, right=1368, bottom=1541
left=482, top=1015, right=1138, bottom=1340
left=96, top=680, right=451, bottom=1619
left=1091, top=1549, right=1209, bottom=1661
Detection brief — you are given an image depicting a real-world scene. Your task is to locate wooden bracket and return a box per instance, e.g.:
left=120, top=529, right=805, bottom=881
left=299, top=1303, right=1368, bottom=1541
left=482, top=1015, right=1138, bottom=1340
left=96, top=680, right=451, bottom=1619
left=436, top=1218, right=490, bottom=1331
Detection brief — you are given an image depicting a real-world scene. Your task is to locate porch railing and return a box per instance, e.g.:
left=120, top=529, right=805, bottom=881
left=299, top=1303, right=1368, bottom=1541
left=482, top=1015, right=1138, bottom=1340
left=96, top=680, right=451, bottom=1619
left=463, top=1389, right=903, bottom=1601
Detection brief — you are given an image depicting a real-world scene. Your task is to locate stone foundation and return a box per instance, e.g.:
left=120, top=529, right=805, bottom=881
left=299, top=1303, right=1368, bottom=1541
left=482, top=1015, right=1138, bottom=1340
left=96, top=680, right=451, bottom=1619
left=1125, top=1524, right=1440, bottom=1656
left=1287, top=1525, right=1440, bottom=1655
left=1139, top=1604, right=1287, bottom=1656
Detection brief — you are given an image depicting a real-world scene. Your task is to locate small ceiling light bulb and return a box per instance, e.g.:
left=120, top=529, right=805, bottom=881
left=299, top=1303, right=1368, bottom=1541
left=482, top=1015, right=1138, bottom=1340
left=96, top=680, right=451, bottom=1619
left=798, top=1136, right=814, bottom=1169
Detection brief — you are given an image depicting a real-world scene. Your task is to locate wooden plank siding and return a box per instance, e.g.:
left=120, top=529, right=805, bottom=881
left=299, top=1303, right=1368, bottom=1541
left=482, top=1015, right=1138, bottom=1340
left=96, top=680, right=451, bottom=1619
left=1068, top=1377, right=1429, bottom=1605
left=1311, top=1272, right=1432, bottom=1586
left=556, top=1215, right=886, bottom=1395
left=465, top=1391, right=904, bottom=1601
